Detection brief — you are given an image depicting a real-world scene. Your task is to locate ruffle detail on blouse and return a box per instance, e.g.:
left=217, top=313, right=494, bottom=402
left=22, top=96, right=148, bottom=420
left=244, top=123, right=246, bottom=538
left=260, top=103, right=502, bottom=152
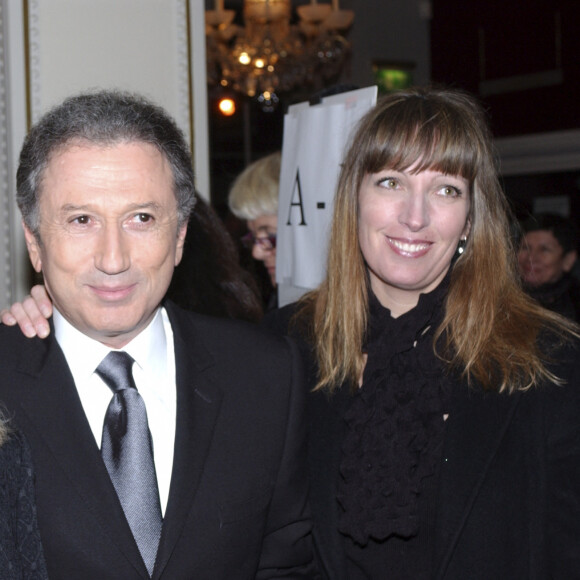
left=337, top=280, right=453, bottom=545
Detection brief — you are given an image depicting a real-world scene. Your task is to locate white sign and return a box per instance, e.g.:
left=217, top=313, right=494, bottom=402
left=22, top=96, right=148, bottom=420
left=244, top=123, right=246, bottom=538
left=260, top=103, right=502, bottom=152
left=276, top=86, right=378, bottom=307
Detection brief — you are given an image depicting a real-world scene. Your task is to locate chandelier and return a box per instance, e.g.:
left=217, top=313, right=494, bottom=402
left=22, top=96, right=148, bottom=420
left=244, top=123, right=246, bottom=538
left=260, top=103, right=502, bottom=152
left=205, top=0, right=354, bottom=105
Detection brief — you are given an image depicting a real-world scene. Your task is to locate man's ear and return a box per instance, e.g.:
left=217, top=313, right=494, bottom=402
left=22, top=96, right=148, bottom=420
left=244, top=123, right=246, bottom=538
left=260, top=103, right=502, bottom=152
left=562, top=249, right=577, bottom=273
left=174, top=223, right=188, bottom=267
left=23, top=222, right=43, bottom=273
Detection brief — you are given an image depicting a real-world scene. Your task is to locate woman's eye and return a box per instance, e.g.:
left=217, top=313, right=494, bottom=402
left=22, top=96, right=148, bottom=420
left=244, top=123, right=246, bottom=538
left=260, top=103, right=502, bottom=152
left=439, top=185, right=462, bottom=197
left=379, top=177, right=398, bottom=189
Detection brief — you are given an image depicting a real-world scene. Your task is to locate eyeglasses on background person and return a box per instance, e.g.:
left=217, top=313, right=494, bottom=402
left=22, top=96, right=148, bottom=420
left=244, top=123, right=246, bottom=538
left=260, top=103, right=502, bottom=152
left=241, top=232, right=277, bottom=251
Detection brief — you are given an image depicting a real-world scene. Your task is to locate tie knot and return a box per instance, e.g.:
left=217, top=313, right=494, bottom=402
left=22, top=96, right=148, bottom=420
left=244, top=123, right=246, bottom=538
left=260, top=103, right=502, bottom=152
left=95, top=351, right=137, bottom=394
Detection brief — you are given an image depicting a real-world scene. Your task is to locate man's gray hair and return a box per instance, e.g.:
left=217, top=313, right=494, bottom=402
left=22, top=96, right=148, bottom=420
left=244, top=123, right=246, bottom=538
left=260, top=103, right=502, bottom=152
left=17, top=90, right=197, bottom=233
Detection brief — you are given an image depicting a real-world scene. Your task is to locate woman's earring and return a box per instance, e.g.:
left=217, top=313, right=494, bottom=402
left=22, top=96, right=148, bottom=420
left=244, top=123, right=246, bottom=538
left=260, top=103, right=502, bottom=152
left=457, top=237, right=467, bottom=255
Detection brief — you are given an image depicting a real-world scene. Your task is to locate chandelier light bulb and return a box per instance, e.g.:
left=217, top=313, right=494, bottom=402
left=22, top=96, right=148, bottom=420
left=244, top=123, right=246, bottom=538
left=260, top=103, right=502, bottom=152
left=206, top=0, right=354, bottom=107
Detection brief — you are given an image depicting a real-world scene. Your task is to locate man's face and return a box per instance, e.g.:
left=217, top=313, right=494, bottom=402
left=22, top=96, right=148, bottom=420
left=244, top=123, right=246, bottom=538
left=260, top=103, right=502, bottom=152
left=24, top=141, right=187, bottom=348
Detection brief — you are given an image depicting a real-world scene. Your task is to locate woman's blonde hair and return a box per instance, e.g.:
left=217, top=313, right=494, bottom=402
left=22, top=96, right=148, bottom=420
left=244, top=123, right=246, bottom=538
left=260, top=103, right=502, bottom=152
left=303, top=86, right=577, bottom=394
left=228, top=151, right=281, bottom=220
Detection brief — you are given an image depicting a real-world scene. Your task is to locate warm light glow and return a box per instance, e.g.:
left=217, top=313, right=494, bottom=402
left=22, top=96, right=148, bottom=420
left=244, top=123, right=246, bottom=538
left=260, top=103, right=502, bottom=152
left=218, top=97, right=236, bottom=116
left=206, top=0, right=354, bottom=104
left=245, top=0, right=291, bottom=22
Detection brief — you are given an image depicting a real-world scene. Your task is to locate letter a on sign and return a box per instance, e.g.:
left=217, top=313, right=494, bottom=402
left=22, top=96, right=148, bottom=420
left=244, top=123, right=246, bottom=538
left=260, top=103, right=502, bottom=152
left=276, top=86, right=378, bottom=307
left=286, top=169, right=307, bottom=226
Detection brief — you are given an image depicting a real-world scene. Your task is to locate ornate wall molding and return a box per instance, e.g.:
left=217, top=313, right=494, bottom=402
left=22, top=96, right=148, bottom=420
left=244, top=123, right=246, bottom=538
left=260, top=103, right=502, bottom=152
left=0, top=0, right=209, bottom=306
left=0, top=2, right=12, bottom=306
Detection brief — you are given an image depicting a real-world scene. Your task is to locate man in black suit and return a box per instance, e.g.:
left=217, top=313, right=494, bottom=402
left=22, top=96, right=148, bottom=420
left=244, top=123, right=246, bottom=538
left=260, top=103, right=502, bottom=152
left=0, top=91, right=315, bottom=579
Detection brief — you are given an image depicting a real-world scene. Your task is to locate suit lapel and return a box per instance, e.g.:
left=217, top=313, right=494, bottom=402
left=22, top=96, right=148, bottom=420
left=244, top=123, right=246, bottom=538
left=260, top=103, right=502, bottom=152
left=433, top=384, right=521, bottom=578
left=153, top=305, right=223, bottom=578
left=15, top=334, right=149, bottom=577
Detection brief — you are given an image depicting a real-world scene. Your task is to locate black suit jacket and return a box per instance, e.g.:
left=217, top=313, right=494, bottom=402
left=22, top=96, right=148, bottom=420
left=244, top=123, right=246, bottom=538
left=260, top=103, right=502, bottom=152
left=264, top=305, right=580, bottom=579
left=0, top=301, right=316, bottom=579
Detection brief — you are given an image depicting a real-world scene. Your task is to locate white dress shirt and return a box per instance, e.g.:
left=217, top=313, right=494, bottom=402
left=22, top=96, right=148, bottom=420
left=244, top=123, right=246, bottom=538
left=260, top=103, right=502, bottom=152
left=54, top=307, right=177, bottom=515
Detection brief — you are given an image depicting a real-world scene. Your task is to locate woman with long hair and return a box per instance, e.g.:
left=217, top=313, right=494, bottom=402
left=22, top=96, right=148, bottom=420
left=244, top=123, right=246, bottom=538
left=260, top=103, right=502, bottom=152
left=265, top=86, right=580, bottom=578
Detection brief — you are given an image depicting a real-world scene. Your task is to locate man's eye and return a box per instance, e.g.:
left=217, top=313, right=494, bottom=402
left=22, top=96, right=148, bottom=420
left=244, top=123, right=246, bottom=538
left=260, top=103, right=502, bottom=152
left=72, top=215, right=90, bottom=225
left=136, top=213, right=153, bottom=223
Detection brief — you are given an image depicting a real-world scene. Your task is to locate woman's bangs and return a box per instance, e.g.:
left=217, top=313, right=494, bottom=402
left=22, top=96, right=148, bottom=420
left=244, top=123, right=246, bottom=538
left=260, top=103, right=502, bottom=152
left=362, top=102, right=480, bottom=182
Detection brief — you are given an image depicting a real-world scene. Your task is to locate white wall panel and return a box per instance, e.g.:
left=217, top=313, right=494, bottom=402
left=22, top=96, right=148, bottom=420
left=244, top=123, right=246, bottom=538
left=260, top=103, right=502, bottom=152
left=0, top=0, right=209, bottom=307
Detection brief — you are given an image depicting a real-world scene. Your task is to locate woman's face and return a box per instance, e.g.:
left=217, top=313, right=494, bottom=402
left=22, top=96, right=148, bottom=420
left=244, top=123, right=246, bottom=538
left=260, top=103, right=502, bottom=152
left=358, top=166, right=471, bottom=317
left=517, top=230, right=576, bottom=287
left=247, top=214, right=278, bottom=287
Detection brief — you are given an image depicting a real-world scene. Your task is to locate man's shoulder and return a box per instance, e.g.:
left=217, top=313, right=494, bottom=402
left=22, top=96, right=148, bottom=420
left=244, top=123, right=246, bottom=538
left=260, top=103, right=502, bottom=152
left=262, top=302, right=300, bottom=336
left=0, top=323, right=52, bottom=362
left=0, top=325, right=63, bottom=404
left=165, top=303, right=302, bottom=400
left=165, top=301, right=291, bottom=354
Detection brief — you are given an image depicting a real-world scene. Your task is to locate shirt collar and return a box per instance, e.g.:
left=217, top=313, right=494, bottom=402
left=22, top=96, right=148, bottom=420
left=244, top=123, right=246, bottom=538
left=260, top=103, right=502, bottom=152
left=54, top=307, right=167, bottom=380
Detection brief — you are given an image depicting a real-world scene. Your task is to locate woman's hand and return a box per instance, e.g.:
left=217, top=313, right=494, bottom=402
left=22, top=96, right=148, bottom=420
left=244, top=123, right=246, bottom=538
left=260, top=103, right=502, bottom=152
left=0, top=285, right=53, bottom=338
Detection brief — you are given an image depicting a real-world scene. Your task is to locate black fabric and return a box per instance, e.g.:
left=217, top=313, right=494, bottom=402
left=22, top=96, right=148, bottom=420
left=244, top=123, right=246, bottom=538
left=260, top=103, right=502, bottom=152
left=264, top=297, right=580, bottom=579
left=337, top=283, right=452, bottom=546
left=524, top=273, right=580, bottom=321
left=0, top=431, right=48, bottom=579
left=343, top=467, right=439, bottom=580
left=0, top=302, right=316, bottom=579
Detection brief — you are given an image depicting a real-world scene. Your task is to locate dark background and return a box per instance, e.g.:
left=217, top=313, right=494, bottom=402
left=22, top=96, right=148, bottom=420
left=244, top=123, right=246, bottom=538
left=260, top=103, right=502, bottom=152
left=208, top=0, right=580, bottom=235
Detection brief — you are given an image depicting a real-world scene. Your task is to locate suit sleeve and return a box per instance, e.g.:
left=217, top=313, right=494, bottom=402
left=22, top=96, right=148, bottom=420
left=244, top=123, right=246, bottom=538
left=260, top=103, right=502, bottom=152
left=546, top=360, right=580, bottom=577
left=255, top=337, right=319, bottom=579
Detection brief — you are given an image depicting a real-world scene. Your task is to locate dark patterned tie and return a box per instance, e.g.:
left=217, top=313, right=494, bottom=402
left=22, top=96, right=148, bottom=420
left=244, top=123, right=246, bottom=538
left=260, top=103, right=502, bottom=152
left=96, top=351, right=162, bottom=576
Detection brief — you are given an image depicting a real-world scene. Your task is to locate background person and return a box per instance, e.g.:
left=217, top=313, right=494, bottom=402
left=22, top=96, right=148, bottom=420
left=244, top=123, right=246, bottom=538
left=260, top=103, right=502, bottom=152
left=166, top=192, right=263, bottom=322
left=265, top=86, right=580, bottom=578
left=517, top=212, right=580, bottom=320
left=228, top=151, right=281, bottom=309
left=0, top=90, right=314, bottom=579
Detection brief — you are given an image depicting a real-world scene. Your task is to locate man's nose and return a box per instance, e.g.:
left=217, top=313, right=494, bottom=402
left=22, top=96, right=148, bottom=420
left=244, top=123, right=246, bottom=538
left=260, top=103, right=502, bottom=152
left=94, top=224, right=131, bottom=274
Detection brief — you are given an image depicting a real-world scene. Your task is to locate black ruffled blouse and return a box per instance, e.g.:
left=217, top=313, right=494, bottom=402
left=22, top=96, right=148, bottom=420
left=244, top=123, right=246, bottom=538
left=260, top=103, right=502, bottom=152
left=337, top=278, right=454, bottom=552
